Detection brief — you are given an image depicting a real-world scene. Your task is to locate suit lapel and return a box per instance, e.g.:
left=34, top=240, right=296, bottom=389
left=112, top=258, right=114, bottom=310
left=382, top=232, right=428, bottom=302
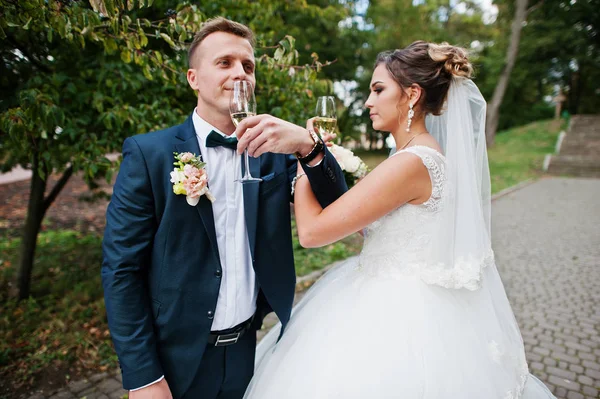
left=174, top=116, right=220, bottom=259
left=242, top=156, right=261, bottom=261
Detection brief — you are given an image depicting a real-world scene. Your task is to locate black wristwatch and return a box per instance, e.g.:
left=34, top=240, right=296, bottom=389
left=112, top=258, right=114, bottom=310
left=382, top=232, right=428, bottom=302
left=295, top=129, right=324, bottom=164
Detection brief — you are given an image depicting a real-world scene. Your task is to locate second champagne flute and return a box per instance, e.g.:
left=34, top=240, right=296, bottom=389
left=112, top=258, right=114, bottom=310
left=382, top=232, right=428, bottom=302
left=314, top=96, right=337, bottom=140
left=230, top=80, right=261, bottom=182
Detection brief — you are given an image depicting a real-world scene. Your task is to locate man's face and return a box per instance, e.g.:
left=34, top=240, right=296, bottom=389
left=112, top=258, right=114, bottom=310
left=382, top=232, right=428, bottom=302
left=187, top=32, right=256, bottom=118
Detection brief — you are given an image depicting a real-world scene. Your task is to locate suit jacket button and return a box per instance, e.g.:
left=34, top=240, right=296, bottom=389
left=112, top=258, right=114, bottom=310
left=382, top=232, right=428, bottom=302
left=207, top=311, right=214, bottom=319
left=215, top=270, right=222, bottom=277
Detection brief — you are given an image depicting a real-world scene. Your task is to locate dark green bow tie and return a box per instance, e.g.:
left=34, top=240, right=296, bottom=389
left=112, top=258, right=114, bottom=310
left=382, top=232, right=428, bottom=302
left=206, top=130, right=238, bottom=150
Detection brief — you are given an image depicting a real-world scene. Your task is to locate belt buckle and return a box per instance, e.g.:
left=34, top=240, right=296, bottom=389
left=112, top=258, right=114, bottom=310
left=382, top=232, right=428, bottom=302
left=214, top=332, right=241, bottom=347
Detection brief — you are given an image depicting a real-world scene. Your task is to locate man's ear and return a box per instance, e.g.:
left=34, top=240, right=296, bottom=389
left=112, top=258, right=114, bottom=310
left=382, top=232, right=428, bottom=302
left=187, top=69, right=199, bottom=91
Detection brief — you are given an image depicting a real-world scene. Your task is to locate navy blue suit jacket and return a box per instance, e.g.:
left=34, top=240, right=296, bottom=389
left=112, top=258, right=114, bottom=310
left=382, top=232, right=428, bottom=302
left=101, top=114, right=347, bottom=396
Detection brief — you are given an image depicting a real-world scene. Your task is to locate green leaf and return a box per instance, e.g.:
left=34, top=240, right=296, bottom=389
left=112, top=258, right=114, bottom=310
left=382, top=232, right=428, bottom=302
left=142, top=64, right=153, bottom=80
left=179, top=31, right=187, bottom=42
left=120, top=50, right=132, bottom=64
left=160, top=33, right=176, bottom=49
left=104, top=0, right=116, bottom=17
left=133, top=51, right=143, bottom=65
left=274, top=47, right=284, bottom=61
left=139, top=30, right=148, bottom=47
left=104, top=38, right=118, bottom=54
left=23, top=18, right=33, bottom=30
left=280, top=36, right=291, bottom=52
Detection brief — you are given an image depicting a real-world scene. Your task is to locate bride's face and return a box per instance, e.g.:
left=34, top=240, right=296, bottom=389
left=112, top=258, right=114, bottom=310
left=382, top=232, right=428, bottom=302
left=365, top=64, right=409, bottom=133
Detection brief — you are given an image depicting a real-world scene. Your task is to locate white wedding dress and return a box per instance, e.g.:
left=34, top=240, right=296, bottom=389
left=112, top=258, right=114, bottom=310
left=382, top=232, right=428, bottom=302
left=244, top=146, right=555, bottom=399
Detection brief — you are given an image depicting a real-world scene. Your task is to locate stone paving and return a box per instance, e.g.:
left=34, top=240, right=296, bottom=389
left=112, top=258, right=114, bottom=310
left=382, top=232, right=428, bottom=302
left=25, top=176, right=600, bottom=399
left=492, top=177, right=600, bottom=399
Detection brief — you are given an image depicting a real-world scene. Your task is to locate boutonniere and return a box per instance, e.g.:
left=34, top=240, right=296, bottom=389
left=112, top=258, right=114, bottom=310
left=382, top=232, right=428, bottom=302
left=170, top=152, right=215, bottom=206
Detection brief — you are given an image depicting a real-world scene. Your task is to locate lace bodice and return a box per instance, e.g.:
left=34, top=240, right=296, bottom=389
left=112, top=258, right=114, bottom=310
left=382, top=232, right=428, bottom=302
left=360, top=145, right=445, bottom=265
left=357, top=146, right=492, bottom=289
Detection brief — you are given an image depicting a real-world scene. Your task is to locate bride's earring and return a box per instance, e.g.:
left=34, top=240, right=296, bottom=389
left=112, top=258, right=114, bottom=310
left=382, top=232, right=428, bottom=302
left=406, top=103, right=414, bottom=132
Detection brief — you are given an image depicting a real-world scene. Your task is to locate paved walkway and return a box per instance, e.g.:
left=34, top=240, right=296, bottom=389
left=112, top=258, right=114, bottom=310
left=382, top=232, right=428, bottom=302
left=28, top=177, right=600, bottom=399
left=493, top=177, right=600, bottom=399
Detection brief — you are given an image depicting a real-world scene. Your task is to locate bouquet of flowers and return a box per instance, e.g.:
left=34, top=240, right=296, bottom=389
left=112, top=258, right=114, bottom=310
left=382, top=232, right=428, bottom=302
left=328, top=144, right=368, bottom=187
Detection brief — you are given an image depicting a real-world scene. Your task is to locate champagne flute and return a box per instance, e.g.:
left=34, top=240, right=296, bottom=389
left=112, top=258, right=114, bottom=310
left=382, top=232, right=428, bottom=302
left=314, top=96, right=337, bottom=141
left=230, top=80, right=261, bottom=182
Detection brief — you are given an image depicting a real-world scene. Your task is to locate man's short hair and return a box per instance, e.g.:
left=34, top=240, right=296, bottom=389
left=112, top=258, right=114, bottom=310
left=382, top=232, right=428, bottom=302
left=188, top=17, right=256, bottom=67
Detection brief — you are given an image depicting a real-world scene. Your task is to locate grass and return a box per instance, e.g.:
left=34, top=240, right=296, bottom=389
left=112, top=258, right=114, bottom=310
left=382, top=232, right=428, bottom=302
left=488, top=119, right=564, bottom=193
left=0, top=118, right=563, bottom=395
left=0, top=230, right=117, bottom=397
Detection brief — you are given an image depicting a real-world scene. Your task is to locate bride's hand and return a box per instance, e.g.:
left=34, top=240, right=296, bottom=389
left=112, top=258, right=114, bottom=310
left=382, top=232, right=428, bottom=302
left=306, top=118, right=337, bottom=146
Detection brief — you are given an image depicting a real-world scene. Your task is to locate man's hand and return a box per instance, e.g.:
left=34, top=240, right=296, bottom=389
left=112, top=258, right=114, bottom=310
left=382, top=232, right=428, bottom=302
left=129, top=378, right=173, bottom=399
left=234, top=114, right=314, bottom=158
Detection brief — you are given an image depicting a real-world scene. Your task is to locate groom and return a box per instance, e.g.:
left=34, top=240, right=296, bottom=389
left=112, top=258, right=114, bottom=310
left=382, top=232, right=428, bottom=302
left=101, top=17, right=347, bottom=399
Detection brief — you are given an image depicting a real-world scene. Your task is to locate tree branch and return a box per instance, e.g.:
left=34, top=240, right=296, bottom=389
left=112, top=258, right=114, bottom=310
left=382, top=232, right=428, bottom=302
left=43, top=165, right=73, bottom=212
left=526, top=0, right=544, bottom=16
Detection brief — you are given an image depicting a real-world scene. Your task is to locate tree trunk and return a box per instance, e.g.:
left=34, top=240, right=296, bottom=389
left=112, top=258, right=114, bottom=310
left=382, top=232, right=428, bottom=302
left=569, top=63, right=583, bottom=115
left=16, top=157, right=74, bottom=300
left=17, top=155, right=46, bottom=300
left=485, top=0, right=529, bottom=146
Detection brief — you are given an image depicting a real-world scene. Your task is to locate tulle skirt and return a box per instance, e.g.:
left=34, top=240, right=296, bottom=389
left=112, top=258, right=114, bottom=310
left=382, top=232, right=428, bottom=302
left=244, top=257, right=556, bottom=399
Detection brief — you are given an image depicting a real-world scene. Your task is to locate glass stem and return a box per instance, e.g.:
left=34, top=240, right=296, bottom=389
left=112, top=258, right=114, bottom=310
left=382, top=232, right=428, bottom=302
left=244, top=148, right=252, bottom=178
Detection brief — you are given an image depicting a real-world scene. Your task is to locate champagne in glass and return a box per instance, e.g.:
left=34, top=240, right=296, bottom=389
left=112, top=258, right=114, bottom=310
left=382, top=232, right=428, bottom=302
left=231, top=111, right=257, bottom=127
left=230, top=80, right=261, bottom=182
left=314, top=96, right=337, bottom=138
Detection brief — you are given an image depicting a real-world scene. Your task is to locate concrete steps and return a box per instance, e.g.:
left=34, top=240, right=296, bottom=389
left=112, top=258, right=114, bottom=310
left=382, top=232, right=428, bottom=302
left=547, top=115, right=600, bottom=177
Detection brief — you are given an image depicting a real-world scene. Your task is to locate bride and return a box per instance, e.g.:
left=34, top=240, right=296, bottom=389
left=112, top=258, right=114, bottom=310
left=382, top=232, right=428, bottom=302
left=244, top=41, right=555, bottom=399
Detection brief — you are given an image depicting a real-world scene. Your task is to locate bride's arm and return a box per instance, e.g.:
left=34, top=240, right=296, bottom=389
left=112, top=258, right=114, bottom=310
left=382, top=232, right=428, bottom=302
left=294, top=153, right=431, bottom=248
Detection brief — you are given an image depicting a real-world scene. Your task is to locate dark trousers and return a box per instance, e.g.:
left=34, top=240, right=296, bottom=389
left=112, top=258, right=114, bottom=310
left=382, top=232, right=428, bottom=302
left=182, top=330, right=257, bottom=399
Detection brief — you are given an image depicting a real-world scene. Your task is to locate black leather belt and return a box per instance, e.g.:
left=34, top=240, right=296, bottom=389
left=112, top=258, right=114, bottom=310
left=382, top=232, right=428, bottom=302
left=207, top=316, right=254, bottom=347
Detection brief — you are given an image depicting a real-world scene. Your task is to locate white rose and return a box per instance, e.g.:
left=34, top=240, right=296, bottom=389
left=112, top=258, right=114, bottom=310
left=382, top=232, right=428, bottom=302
left=330, top=144, right=353, bottom=172
left=170, top=169, right=186, bottom=184
left=345, top=155, right=362, bottom=174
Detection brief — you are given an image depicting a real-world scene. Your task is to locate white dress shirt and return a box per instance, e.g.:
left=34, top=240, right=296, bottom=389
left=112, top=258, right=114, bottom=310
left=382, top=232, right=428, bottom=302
left=192, top=109, right=258, bottom=331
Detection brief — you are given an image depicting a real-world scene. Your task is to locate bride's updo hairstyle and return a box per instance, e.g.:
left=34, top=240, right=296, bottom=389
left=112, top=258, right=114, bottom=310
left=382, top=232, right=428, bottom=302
left=375, top=41, right=473, bottom=116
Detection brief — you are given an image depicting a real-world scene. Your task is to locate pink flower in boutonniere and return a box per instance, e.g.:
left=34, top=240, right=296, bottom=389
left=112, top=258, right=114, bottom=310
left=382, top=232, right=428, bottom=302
left=171, top=152, right=215, bottom=206
left=179, top=152, right=195, bottom=163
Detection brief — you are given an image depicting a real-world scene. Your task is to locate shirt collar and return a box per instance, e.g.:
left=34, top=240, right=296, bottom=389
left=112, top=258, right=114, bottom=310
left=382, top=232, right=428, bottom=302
left=192, top=108, right=228, bottom=141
